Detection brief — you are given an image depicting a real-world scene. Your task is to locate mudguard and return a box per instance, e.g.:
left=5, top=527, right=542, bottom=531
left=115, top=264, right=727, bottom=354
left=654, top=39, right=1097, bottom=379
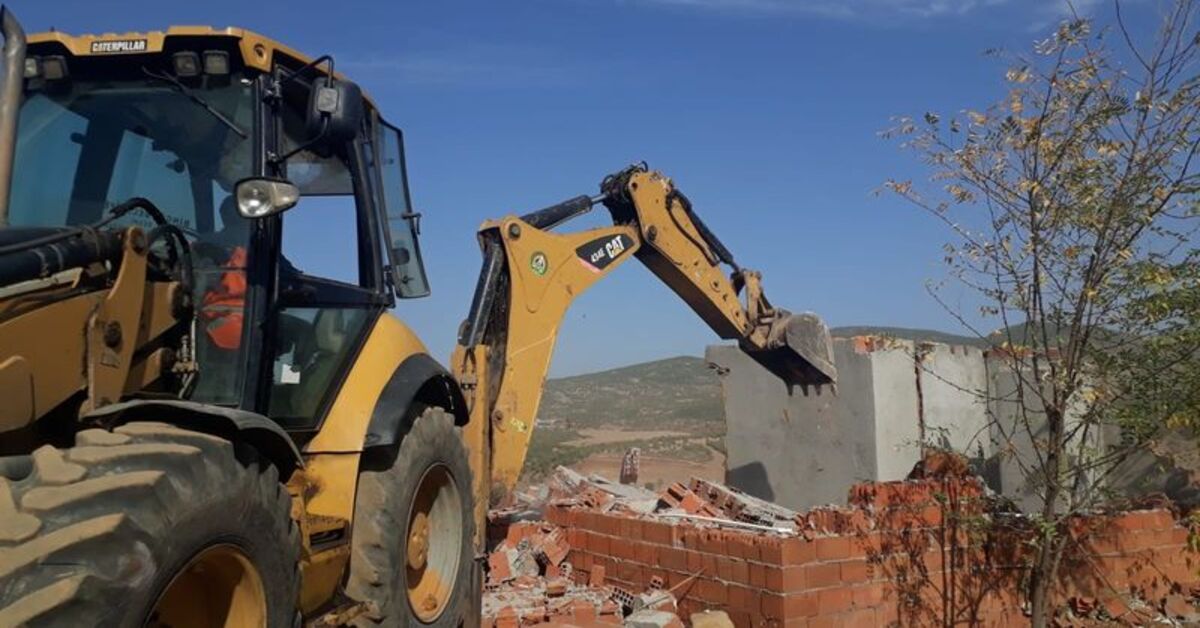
left=364, top=353, right=469, bottom=449
left=85, top=399, right=304, bottom=477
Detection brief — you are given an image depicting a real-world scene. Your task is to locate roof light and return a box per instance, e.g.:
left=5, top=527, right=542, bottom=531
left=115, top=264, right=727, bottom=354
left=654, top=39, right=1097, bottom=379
left=41, top=56, right=68, bottom=81
left=172, top=51, right=200, bottom=78
left=22, top=57, right=38, bottom=79
left=203, top=50, right=229, bottom=76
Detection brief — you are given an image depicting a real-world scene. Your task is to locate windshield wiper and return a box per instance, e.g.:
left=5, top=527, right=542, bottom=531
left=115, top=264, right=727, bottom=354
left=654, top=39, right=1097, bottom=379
left=141, top=67, right=247, bottom=139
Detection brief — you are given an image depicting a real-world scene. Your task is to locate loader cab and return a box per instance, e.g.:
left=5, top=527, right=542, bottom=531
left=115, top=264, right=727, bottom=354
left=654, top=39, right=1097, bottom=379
left=9, top=31, right=429, bottom=430
left=255, top=53, right=432, bottom=430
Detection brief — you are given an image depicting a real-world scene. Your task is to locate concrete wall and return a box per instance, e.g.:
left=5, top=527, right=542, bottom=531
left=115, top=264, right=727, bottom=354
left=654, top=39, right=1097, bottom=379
left=868, top=340, right=922, bottom=482
left=919, top=343, right=990, bottom=458
left=985, top=359, right=1101, bottom=512
left=710, top=337, right=1007, bottom=510
left=707, top=340, right=877, bottom=509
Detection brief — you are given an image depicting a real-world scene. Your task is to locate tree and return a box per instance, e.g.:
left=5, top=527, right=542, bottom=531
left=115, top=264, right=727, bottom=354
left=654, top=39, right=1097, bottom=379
left=884, top=1, right=1200, bottom=624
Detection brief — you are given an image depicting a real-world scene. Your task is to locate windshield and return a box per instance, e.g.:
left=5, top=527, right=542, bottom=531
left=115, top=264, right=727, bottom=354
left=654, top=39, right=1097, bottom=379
left=8, top=73, right=257, bottom=407
left=9, top=75, right=254, bottom=235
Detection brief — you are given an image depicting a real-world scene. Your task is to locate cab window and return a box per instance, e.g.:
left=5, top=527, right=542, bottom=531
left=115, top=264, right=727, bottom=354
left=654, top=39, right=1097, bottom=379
left=266, top=74, right=376, bottom=429
left=277, top=96, right=364, bottom=287
left=10, top=75, right=256, bottom=407
left=376, top=123, right=429, bottom=298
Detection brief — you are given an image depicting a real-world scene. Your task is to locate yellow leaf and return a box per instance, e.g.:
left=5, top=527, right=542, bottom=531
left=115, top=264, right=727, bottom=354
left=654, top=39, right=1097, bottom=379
left=1009, top=90, right=1024, bottom=114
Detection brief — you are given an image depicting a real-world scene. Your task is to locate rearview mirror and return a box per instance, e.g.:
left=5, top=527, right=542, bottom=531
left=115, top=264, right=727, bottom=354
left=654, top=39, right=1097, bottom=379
left=307, top=77, right=363, bottom=145
left=235, top=177, right=299, bottom=219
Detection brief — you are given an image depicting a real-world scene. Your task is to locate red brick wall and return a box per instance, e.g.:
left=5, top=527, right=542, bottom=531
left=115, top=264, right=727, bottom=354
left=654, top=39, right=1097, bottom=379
left=545, top=477, right=1200, bottom=626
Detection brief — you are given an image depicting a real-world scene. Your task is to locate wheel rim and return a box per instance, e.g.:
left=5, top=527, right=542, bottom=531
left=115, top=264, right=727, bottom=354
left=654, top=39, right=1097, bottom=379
left=406, top=462, right=463, bottom=623
left=148, top=544, right=268, bottom=628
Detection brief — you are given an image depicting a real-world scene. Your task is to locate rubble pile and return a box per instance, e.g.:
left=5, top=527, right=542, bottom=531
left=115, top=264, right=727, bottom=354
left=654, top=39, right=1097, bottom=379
left=482, top=519, right=701, bottom=627
left=484, top=458, right=1200, bottom=626
left=483, top=468, right=778, bottom=627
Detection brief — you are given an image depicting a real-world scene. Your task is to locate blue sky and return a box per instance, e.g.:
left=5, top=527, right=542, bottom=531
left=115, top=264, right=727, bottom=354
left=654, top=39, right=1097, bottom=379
left=11, top=0, right=1163, bottom=375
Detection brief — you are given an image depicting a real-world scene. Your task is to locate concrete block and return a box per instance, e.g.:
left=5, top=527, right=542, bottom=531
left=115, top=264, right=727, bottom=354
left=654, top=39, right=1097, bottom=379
left=711, top=336, right=1103, bottom=513
left=690, top=610, right=736, bottom=628
left=918, top=343, right=989, bottom=457
left=626, top=609, right=685, bottom=628
left=985, top=358, right=1098, bottom=511
left=708, top=340, right=876, bottom=510
left=867, top=339, right=921, bottom=481
left=711, top=336, right=920, bottom=509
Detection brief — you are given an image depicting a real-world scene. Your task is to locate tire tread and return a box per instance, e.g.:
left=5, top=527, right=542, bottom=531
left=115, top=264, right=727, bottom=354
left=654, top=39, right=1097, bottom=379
left=346, top=408, right=476, bottom=627
left=0, top=422, right=299, bottom=627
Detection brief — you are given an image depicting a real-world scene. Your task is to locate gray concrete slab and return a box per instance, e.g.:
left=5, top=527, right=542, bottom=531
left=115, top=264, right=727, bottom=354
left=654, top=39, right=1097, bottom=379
left=707, top=339, right=876, bottom=510
left=868, top=340, right=922, bottom=481
left=710, top=336, right=1107, bottom=513
left=919, top=343, right=991, bottom=458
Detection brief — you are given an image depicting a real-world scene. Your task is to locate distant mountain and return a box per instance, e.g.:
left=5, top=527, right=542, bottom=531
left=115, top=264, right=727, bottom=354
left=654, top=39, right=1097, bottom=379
left=537, top=326, right=1002, bottom=430
left=832, top=325, right=988, bottom=347
left=538, top=356, right=722, bottom=429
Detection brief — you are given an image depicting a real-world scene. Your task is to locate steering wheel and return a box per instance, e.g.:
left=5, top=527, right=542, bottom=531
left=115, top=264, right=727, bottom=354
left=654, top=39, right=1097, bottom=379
left=107, top=197, right=196, bottom=298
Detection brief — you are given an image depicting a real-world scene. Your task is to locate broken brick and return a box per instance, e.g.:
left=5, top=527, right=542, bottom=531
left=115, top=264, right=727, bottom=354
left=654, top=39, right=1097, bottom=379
left=487, top=467, right=1200, bottom=627
left=546, top=578, right=567, bottom=597
left=494, top=606, right=519, bottom=628
left=589, top=565, right=606, bottom=588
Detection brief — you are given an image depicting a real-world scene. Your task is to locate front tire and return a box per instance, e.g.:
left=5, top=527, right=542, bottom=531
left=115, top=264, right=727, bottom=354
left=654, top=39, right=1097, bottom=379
left=347, top=408, right=476, bottom=626
left=0, top=423, right=300, bottom=627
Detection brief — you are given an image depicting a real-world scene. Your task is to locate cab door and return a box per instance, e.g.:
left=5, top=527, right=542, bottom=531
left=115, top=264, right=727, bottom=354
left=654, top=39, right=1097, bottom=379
left=260, top=77, right=389, bottom=432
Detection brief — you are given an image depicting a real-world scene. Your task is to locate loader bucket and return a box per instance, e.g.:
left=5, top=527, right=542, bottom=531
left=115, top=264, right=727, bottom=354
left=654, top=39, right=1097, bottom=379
left=740, top=311, right=837, bottom=386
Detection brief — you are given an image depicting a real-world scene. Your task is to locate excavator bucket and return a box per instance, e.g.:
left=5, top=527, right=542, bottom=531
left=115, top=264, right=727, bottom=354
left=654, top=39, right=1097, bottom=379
left=741, top=311, right=837, bottom=387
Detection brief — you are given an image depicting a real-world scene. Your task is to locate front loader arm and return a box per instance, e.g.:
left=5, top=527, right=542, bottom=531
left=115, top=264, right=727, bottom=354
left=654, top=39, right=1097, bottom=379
left=450, top=164, right=836, bottom=523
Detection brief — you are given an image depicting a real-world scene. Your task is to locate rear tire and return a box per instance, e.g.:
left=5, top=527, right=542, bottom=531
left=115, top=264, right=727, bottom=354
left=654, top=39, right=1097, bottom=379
left=0, top=423, right=300, bottom=627
left=347, top=408, right=477, bottom=627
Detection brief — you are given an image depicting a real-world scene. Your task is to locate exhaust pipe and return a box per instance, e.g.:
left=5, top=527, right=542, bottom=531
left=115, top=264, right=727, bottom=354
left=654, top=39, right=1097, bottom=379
left=0, top=6, right=25, bottom=228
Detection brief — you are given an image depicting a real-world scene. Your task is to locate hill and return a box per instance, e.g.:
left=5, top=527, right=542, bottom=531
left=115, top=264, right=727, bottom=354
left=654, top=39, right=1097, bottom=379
left=831, top=325, right=986, bottom=347
left=523, top=327, right=996, bottom=482
left=537, top=356, right=722, bottom=430
left=535, top=325, right=988, bottom=431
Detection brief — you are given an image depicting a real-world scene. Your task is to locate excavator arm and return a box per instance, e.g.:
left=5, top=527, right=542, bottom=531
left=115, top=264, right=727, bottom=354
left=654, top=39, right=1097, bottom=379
left=450, top=164, right=836, bottom=527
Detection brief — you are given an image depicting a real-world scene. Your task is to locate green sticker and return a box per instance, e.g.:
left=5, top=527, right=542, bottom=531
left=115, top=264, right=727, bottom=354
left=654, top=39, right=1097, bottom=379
left=530, top=252, right=549, bottom=276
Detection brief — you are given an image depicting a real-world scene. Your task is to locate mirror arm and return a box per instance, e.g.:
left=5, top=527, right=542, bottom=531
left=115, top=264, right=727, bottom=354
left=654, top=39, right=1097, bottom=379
left=263, top=53, right=337, bottom=165
left=276, top=54, right=335, bottom=90
left=268, top=117, right=329, bottom=166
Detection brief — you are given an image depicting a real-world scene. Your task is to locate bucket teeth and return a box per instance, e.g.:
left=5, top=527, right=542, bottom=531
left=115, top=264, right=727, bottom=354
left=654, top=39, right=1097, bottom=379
left=741, top=311, right=837, bottom=386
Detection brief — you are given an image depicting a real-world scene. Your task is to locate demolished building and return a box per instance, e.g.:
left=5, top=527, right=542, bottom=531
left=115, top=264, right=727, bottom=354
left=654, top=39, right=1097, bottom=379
left=708, top=336, right=1179, bottom=513
left=483, top=463, right=1200, bottom=627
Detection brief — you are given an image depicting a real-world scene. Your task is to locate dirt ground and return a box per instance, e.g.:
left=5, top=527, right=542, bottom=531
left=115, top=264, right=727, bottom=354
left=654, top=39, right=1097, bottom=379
left=563, top=428, right=691, bottom=447
left=573, top=447, right=725, bottom=491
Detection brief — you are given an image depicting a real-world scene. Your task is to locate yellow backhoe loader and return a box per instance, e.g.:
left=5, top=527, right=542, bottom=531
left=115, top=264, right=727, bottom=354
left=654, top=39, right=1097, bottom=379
left=0, top=7, right=835, bottom=626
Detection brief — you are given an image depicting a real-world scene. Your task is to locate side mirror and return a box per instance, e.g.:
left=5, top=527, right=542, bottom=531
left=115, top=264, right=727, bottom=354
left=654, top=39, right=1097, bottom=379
left=307, top=77, right=363, bottom=145
left=235, top=177, right=299, bottom=219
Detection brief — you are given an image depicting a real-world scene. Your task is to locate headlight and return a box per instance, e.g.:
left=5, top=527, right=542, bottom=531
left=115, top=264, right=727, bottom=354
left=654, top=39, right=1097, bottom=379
left=235, top=177, right=300, bottom=219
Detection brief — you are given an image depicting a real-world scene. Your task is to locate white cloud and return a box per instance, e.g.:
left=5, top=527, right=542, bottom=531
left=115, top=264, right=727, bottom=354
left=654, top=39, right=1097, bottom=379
left=1024, top=0, right=1106, bottom=31
left=627, top=0, right=1113, bottom=22
left=626, top=0, right=1012, bottom=18
left=338, top=43, right=574, bottom=89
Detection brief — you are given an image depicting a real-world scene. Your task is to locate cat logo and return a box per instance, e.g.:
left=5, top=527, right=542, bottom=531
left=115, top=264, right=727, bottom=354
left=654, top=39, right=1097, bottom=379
left=90, top=39, right=148, bottom=54
left=575, top=233, right=633, bottom=273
